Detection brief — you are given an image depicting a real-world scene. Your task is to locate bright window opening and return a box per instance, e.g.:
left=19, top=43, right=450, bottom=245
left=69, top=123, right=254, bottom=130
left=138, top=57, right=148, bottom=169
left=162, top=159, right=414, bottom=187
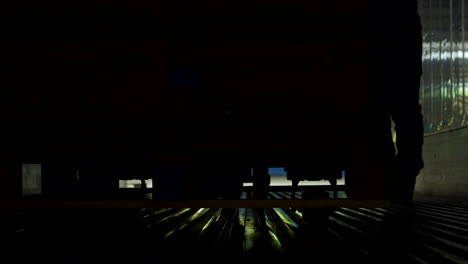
left=243, top=168, right=346, bottom=186
left=119, top=179, right=153, bottom=189
left=22, top=164, right=42, bottom=196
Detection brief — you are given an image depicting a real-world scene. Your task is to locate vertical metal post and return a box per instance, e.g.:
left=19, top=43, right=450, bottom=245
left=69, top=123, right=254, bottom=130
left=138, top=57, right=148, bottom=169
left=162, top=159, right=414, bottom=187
left=462, top=0, right=466, bottom=122
left=420, top=1, right=425, bottom=107
left=439, top=0, right=444, bottom=129
left=430, top=0, right=435, bottom=131
left=450, top=0, right=454, bottom=125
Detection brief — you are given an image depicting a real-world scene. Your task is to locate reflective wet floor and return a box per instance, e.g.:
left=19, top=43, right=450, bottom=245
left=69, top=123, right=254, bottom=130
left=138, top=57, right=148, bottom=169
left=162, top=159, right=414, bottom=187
left=3, top=194, right=468, bottom=264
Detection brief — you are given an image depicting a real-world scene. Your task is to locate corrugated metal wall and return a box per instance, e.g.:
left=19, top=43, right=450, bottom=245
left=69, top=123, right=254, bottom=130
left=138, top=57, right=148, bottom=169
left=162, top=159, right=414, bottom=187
left=418, top=0, right=468, bottom=134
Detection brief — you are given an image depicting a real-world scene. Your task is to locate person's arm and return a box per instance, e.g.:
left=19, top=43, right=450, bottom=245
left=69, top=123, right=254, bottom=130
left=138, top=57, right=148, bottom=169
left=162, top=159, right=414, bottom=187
left=391, top=100, right=424, bottom=176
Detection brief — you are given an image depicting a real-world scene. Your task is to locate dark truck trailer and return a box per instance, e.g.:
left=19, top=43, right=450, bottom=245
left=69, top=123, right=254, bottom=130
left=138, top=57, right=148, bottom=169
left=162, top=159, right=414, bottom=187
left=0, top=0, right=394, bottom=202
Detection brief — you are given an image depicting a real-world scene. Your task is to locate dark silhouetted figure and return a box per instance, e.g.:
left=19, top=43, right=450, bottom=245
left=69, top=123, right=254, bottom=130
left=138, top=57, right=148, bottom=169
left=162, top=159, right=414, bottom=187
left=368, top=1, right=424, bottom=204
left=253, top=165, right=270, bottom=234
left=140, top=177, right=147, bottom=199
left=290, top=2, right=424, bottom=230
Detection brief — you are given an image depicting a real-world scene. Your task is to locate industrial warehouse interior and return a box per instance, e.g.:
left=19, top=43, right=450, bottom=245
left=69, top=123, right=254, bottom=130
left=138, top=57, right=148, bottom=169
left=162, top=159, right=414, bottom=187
left=1, top=0, right=467, bottom=263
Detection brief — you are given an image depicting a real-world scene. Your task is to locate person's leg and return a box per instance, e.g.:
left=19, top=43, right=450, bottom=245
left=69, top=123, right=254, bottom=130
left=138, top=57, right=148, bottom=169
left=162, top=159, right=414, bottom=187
left=391, top=162, right=419, bottom=204
left=390, top=77, right=424, bottom=204
left=252, top=166, right=270, bottom=200
left=252, top=166, right=270, bottom=234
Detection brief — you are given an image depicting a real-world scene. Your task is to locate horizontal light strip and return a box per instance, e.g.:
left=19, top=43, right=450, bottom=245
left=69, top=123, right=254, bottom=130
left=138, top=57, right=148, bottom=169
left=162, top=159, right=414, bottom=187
left=0, top=200, right=389, bottom=208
